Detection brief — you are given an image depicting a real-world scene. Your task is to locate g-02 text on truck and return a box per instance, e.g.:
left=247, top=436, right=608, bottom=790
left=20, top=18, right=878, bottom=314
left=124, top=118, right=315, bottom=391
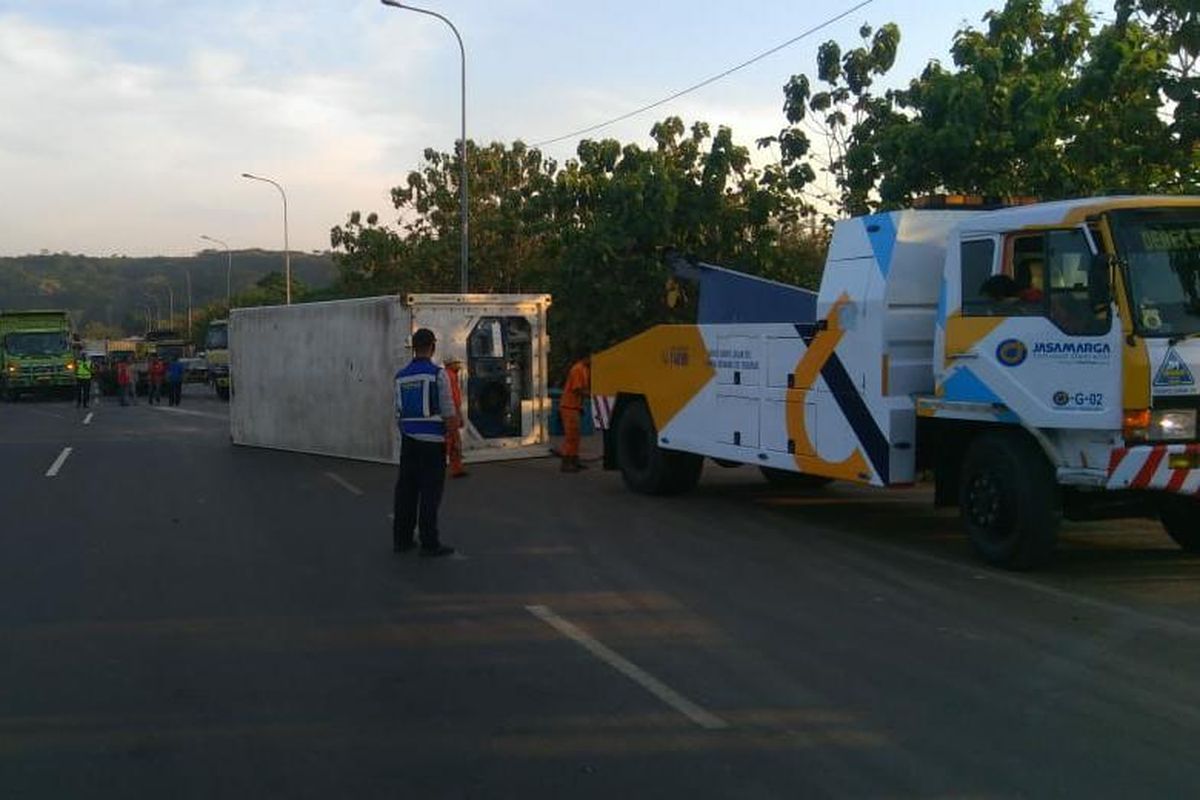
left=592, top=195, right=1200, bottom=569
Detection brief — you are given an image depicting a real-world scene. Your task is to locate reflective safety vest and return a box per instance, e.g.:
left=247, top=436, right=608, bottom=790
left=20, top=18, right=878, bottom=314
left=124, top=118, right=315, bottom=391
left=395, top=358, right=445, bottom=440
left=76, top=359, right=92, bottom=380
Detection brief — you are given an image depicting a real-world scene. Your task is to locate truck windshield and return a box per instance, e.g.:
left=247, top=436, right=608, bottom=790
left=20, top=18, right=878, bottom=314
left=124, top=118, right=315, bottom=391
left=5, top=332, right=68, bottom=356
left=206, top=327, right=228, bottom=349
left=1109, top=208, right=1200, bottom=338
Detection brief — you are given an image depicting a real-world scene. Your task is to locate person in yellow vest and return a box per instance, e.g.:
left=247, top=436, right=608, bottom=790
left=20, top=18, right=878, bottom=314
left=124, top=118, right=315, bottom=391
left=560, top=356, right=591, bottom=473
left=75, top=353, right=93, bottom=408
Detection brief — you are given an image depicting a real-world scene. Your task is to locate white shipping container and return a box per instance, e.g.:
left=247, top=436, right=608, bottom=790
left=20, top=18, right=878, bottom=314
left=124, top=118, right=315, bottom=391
left=230, top=293, right=552, bottom=464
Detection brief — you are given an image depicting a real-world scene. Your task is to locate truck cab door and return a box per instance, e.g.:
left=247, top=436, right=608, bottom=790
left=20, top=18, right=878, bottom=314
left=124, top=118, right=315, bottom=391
left=943, top=227, right=1121, bottom=429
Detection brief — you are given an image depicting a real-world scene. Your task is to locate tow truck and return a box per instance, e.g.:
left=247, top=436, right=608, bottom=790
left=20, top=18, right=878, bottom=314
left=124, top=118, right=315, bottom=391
left=592, top=196, right=1200, bottom=569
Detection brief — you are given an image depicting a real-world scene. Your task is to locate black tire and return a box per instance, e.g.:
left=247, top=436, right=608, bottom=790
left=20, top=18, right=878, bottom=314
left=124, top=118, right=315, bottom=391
left=1160, top=495, right=1200, bottom=552
left=615, top=399, right=703, bottom=495
left=959, top=431, right=1060, bottom=570
left=760, top=467, right=834, bottom=489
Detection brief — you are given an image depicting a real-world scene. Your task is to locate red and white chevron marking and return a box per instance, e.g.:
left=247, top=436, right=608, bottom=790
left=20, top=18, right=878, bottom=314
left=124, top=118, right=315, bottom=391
left=1107, top=444, right=1200, bottom=494
left=592, top=395, right=614, bottom=430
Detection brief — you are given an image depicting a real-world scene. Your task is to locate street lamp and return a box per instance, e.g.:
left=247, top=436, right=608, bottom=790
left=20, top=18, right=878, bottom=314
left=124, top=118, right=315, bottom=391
left=380, top=0, right=469, bottom=293
left=241, top=172, right=291, bottom=304
left=200, top=234, right=233, bottom=308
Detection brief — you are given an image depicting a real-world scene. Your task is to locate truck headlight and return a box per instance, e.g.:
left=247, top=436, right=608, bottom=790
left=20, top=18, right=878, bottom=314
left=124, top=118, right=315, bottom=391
left=1152, top=409, right=1196, bottom=441
left=1124, top=409, right=1197, bottom=442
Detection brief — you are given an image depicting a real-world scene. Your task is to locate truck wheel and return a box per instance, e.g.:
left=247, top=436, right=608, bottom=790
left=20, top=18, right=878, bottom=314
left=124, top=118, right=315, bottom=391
left=760, top=467, right=833, bottom=489
left=1160, top=495, right=1200, bottom=552
left=615, top=399, right=703, bottom=495
left=959, top=432, right=1060, bottom=570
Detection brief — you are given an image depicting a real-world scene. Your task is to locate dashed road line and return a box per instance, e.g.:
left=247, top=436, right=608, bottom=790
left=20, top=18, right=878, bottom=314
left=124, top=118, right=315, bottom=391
left=526, top=604, right=728, bottom=731
left=324, top=471, right=364, bottom=496
left=45, top=447, right=73, bottom=477
left=83, top=412, right=94, bottom=425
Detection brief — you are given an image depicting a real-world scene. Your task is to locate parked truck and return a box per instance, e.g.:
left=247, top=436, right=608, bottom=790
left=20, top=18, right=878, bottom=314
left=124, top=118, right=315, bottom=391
left=205, top=319, right=230, bottom=400
left=592, top=195, right=1200, bottom=569
left=0, top=310, right=76, bottom=400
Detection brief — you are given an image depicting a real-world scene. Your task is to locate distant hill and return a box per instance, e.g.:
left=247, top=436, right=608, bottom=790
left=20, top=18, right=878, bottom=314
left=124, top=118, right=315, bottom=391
left=0, top=250, right=336, bottom=333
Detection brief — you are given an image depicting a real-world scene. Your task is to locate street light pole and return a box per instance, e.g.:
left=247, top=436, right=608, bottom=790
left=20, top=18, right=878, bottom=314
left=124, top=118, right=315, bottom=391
left=143, top=294, right=161, bottom=329
left=241, top=173, right=291, bottom=304
left=183, top=267, right=192, bottom=338
left=200, top=234, right=233, bottom=308
left=380, top=0, right=469, bottom=293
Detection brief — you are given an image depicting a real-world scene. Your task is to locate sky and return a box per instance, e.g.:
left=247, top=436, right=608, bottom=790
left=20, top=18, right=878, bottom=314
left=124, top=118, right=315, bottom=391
left=0, top=0, right=1018, bottom=258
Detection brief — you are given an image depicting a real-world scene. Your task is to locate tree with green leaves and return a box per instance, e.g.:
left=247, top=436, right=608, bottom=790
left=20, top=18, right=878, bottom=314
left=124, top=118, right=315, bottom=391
left=782, top=0, right=1198, bottom=210
left=330, top=118, right=824, bottom=378
left=763, top=23, right=900, bottom=217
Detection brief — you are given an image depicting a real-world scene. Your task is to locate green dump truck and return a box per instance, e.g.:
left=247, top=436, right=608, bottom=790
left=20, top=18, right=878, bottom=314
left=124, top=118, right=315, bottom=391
left=0, top=310, right=76, bottom=400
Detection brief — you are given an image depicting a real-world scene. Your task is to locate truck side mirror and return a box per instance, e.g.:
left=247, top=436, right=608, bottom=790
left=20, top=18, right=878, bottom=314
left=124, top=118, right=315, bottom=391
left=1089, top=254, right=1113, bottom=311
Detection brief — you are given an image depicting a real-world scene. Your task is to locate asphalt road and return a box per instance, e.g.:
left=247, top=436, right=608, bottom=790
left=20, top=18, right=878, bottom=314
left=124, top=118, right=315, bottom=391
left=3, top=387, right=1200, bottom=798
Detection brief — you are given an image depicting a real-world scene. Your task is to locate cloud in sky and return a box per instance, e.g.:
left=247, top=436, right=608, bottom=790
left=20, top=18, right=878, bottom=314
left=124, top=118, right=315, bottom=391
left=0, top=1, right=1003, bottom=257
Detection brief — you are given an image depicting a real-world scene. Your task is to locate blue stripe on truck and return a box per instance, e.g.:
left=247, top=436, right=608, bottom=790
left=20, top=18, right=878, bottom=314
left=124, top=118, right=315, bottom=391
left=821, top=353, right=891, bottom=484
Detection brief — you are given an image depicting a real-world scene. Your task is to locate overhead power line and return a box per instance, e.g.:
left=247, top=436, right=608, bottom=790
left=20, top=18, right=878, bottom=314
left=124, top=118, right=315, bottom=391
left=532, top=0, right=875, bottom=148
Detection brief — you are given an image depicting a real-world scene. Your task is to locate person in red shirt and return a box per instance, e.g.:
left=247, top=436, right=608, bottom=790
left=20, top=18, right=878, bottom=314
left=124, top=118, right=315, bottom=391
left=148, top=356, right=166, bottom=405
left=560, top=356, right=591, bottom=473
left=1018, top=258, right=1045, bottom=304
left=115, top=360, right=135, bottom=406
left=444, top=357, right=468, bottom=478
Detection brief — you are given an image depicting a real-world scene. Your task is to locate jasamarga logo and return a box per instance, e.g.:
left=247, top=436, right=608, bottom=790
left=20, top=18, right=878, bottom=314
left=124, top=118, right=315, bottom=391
left=1032, top=342, right=1111, bottom=357
left=1031, top=341, right=1112, bottom=362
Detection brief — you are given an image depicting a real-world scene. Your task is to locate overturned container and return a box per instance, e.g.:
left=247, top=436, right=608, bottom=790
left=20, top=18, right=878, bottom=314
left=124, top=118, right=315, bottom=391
left=230, top=293, right=552, bottom=464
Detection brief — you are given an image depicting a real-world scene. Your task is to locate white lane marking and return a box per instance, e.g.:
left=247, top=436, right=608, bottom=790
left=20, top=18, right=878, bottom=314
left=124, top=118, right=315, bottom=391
left=526, top=604, right=728, bottom=731
left=45, top=447, right=73, bottom=477
left=83, top=412, right=94, bottom=425
left=324, top=471, right=364, bottom=496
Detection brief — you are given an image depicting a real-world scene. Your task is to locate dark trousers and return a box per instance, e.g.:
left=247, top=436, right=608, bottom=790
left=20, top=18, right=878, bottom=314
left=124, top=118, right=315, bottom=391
left=76, top=378, right=91, bottom=407
left=168, top=381, right=182, bottom=406
left=393, top=436, right=446, bottom=550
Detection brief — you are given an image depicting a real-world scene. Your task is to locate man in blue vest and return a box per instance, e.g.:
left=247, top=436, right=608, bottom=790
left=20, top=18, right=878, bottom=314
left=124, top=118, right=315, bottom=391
left=393, top=328, right=459, bottom=557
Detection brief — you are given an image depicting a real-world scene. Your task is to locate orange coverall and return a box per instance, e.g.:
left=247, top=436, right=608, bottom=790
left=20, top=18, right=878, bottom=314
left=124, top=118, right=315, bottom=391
left=560, top=359, right=590, bottom=460
left=445, top=363, right=466, bottom=476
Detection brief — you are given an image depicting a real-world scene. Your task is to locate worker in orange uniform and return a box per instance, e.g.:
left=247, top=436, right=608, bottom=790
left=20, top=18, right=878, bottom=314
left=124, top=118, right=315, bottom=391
left=559, top=356, right=591, bottom=473
left=444, top=356, right=468, bottom=478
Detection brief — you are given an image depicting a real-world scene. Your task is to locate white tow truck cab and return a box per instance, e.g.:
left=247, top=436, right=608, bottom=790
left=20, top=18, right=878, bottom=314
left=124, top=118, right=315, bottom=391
left=592, top=196, right=1200, bottom=568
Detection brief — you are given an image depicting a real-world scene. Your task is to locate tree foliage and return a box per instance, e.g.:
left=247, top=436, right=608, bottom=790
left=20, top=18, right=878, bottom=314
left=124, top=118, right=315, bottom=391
left=765, top=23, right=901, bottom=216
left=782, top=0, right=1198, bottom=210
left=329, top=0, right=1194, bottom=379
left=0, top=251, right=335, bottom=339
left=330, top=118, right=825, bottom=379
